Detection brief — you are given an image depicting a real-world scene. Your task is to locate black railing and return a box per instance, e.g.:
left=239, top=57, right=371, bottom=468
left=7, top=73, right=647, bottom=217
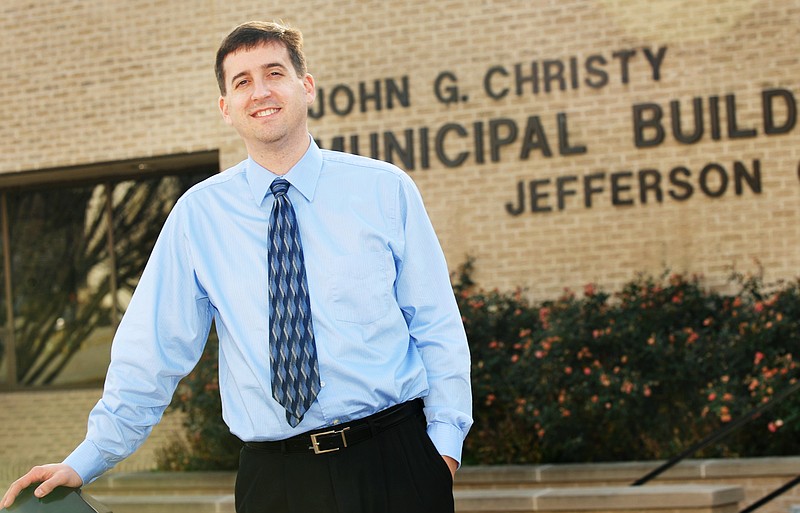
left=739, top=475, right=800, bottom=513
left=631, top=377, right=800, bottom=513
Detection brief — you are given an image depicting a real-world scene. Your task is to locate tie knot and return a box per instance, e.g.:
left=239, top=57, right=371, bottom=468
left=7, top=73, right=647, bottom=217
left=271, top=178, right=290, bottom=198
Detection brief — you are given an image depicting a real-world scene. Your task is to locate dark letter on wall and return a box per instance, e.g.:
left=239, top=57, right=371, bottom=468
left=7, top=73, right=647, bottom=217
left=633, top=103, right=665, bottom=148
left=763, top=89, right=797, bottom=135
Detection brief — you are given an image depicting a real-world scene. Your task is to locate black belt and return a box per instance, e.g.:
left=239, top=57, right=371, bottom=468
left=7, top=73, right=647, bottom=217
left=245, top=399, right=423, bottom=455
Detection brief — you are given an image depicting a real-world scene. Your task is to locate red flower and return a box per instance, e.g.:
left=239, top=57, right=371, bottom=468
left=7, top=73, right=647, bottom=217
left=768, top=419, right=784, bottom=432
left=538, top=307, right=551, bottom=328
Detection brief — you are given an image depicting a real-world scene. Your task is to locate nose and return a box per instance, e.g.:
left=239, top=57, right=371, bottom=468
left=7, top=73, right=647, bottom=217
left=251, top=78, right=271, bottom=100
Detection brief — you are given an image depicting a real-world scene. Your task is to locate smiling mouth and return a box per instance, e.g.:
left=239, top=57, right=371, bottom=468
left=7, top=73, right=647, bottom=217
left=252, top=108, right=279, bottom=118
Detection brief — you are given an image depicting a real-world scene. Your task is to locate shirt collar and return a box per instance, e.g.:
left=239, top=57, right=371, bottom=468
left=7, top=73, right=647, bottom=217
left=245, top=136, right=322, bottom=205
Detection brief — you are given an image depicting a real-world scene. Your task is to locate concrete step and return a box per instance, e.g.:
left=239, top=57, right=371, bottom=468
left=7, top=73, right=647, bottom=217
left=91, top=484, right=744, bottom=513
left=87, top=471, right=236, bottom=496
left=84, top=456, right=800, bottom=496
left=91, top=494, right=234, bottom=513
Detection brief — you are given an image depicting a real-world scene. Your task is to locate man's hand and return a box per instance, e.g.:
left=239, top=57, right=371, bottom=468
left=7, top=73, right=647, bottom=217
left=442, top=455, right=458, bottom=480
left=1, top=464, right=82, bottom=509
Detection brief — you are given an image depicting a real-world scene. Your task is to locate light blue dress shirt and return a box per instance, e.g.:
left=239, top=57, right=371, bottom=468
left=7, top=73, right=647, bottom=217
left=64, top=139, right=473, bottom=484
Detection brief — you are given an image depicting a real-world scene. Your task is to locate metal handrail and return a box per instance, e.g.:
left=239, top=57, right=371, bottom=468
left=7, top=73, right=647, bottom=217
left=739, top=475, right=800, bottom=513
left=630, top=377, right=800, bottom=513
left=631, top=377, right=799, bottom=486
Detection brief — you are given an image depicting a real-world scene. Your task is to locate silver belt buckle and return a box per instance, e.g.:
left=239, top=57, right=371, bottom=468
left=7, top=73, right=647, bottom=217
left=309, top=427, right=350, bottom=454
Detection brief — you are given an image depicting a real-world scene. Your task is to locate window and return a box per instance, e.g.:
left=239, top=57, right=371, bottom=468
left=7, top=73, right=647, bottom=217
left=0, top=153, right=217, bottom=388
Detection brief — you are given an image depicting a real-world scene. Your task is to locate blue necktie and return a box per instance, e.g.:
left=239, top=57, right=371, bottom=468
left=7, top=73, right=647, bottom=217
left=268, top=178, right=320, bottom=427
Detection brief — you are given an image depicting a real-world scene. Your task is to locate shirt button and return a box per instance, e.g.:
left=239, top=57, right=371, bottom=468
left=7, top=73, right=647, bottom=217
left=320, top=381, right=326, bottom=387
left=332, top=419, right=340, bottom=425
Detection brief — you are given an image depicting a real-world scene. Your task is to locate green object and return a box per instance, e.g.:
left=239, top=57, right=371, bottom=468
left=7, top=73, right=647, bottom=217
left=1, top=485, right=111, bottom=513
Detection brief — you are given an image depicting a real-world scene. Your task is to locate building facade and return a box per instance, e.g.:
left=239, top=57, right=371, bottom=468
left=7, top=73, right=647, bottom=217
left=1, top=0, right=798, bottom=387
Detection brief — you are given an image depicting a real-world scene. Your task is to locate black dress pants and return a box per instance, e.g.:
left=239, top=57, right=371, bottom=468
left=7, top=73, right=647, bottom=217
left=235, top=407, right=454, bottom=513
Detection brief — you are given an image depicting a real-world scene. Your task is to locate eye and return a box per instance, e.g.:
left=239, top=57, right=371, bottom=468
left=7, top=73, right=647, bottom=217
left=234, top=78, right=249, bottom=89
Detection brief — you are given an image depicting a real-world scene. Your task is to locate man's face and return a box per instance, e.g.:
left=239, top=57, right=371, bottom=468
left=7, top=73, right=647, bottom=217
left=218, top=42, right=315, bottom=156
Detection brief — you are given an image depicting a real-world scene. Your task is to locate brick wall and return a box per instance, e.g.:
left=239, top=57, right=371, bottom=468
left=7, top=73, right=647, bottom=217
left=0, top=388, right=184, bottom=487
left=2, top=0, right=798, bottom=300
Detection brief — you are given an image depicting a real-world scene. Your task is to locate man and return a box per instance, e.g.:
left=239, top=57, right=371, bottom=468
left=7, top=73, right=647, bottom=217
left=2, top=20, right=472, bottom=513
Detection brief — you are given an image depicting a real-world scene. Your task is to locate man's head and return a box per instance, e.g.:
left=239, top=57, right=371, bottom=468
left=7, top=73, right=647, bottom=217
left=216, top=20, right=316, bottom=170
left=215, top=20, right=307, bottom=95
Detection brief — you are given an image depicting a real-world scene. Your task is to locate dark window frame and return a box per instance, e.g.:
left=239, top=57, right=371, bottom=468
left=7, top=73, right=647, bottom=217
left=0, top=151, right=219, bottom=389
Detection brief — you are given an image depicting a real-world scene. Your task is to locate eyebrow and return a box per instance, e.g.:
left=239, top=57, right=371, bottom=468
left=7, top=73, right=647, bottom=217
left=229, top=62, right=289, bottom=87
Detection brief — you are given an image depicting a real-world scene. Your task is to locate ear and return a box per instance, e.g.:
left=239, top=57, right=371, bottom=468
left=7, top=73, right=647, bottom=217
left=219, top=95, right=232, bottom=125
left=303, top=74, right=316, bottom=106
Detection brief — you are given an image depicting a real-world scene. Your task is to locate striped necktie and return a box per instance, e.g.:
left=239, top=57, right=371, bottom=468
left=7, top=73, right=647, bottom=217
left=268, top=178, right=321, bottom=427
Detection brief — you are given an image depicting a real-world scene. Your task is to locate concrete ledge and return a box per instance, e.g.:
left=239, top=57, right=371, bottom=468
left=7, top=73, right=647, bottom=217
left=536, top=485, right=744, bottom=510
left=91, top=494, right=234, bottom=513
left=76, top=457, right=797, bottom=513
left=455, top=456, right=800, bottom=487
left=456, top=489, right=546, bottom=511
left=455, top=461, right=697, bottom=488
left=699, top=457, right=800, bottom=478
left=91, top=485, right=744, bottom=513
left=80, top=456, right=800, bottom=493
left=455, top=485, right=744, bottom=512
left=87, top=471, right=236, bottom=495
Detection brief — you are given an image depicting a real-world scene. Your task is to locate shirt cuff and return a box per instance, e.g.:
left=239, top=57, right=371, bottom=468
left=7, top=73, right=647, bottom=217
left=62, top=439, right=109, bottom=486
left=426, top=421, right=466, bottom=466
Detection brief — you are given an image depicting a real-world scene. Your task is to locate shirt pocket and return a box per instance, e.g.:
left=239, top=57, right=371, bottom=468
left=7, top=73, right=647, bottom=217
left=328, top=251, right=394, bottom=324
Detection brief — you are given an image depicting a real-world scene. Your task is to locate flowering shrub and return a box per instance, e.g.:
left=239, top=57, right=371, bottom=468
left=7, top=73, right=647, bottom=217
left=458, top=261, right=799, bottom=464
left=159, top=261, right=799, bottom=470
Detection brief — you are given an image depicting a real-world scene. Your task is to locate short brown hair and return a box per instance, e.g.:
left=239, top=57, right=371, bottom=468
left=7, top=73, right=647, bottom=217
left=215, top=20, right=307, bottom=95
